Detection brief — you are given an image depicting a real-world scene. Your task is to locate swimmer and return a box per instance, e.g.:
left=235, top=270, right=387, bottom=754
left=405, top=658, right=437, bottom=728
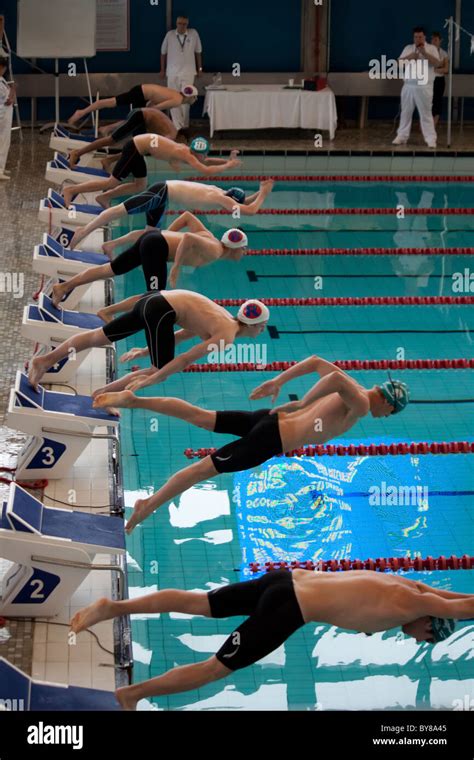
left=27, top=292, right=268, bottom=395
left=50, top=214, right=248, bottom=307
left=93, top=354, right=409, bottom=533
left=62, top=132, right=239, bottom=210
left=71, top=568, right=470, bottom=709
left=70, top=178, right=274, bottom=251
left=68, top=83, right=199, bottom=126
left=68, top=107, right=184, bottom=168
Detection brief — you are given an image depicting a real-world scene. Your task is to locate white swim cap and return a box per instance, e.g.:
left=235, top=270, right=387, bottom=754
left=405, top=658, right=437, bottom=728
left=181, top=85, right=198, bottom=98
left=237, top=300, right=270, bottom=325
left=221, top=228, right=248, bottom=249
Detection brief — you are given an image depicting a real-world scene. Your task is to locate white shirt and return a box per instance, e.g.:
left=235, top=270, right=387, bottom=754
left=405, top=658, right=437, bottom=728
left=0, top=77, right=11, bottom=112
left=161, top=28, right=202, bottom=75
left=434, top=48, right=448, bottom=77
left=399, top=43, right=440, bottom=86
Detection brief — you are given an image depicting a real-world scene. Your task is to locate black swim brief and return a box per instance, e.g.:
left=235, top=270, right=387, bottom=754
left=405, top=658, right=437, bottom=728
left=110, top=230, right=169, bottom=291
left=123, top=181, right=169, bottom=228
left=208, top=569, right=305, bottom=671
left=112, top=139, right=148, bottom=180
left=115, top=84, right=147, bottom=109
left=111, top=108, right=147, bottom=143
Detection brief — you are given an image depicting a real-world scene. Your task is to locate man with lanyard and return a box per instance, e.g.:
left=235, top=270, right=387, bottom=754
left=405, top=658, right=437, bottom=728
left=160, top=14, right=202, bottom=130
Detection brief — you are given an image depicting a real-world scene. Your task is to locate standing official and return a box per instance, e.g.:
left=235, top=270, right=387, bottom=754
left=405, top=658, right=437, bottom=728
left=160, top=14, right=203, bottom=130
left=431, top=32, right=449, bottom=128
left=393, top=27, right=440, bottom=148
left=0, top=47, right=14, bottom=181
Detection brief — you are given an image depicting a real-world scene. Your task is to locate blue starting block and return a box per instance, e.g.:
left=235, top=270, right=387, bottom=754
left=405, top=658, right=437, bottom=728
left=0, top=483, right=125, bottom=617
left=49, top=124, right=97, bottom=153
left=39, top=189, right=103, bottom=227
left=46, top=152, right=109, bottom=186
left=48, top=224, right=106, bottom=253
left=0, top=658, right=121, bottom=710
left=6, top=372, right=119, bottom=479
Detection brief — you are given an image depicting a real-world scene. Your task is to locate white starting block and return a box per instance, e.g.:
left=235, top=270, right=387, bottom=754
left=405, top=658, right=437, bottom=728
left=49, top=123, right=97, bottom=153
left=33, top=235, right=109, bottom=310
left=6, top=372, right=118, bottom=479
left=21, top=294, right=106, bottom=381
left=39, top=189, right=103, bottom=227
left=0, top=483, right=125, bottom=617
left=49, top=224, right=105, bottom=253
left=0, top=658, right=120, bottom=710
left=46, top=151, right=109, bottom=186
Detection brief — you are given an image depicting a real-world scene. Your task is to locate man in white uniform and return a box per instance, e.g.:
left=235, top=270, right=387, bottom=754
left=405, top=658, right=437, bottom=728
left=0, top=48, right=14, bottom=180
left=160, top=14, right=202, bottom=130
left=393, top=27, right=440, bottom=148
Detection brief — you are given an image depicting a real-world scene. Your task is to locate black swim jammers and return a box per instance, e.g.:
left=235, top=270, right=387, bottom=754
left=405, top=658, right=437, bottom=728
left=110, top=230, right=169, bottom=291
left=112, top=139, right=147, bottom=181
left=123, top=181, right=169, bottom=228
left=111, top=108, right=147, bottom=143
left=115, top=84, right=147, bottom=109
left=210, top=409, right=284, bottom=473
left=102, top=292, right=176, bottom=369
left=208, top=569, right=305, bottom=670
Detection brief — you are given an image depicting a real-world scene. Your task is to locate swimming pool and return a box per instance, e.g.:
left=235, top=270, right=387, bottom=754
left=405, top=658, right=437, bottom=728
left=113, top=166, right=474, bottom=710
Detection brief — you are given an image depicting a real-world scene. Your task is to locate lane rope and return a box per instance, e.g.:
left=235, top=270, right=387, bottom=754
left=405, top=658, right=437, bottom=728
left=185, top=174, right=474, bottom=183
left=184, top=358, right=474, bottom=372
left=215, top=296, right=474, bottom=306
left=184, top=441, right=474, bottom=459
left=249, top=555, right=474, bottom=573
left=166, top=207, right=474, bottom=216
left=246, top=246, right=474, bottom=256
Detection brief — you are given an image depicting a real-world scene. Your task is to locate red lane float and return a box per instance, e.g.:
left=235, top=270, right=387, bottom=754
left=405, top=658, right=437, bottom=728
left=184, top=174, right=474, bottom=183
left=214, top=296, right=474, bottom=307
left=184, top=441, right=474, bottom=459
left=249, top=555, right=474, bottom=573
left=247, top=246, right=474, bottom=256
left=166, top=207, right=474, bottom=216
left=184, top=358, right=474, bottom=373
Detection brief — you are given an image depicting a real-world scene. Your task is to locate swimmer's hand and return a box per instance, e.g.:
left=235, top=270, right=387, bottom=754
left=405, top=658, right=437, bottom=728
left=230, top=149, right=240, bottom=160
left=228, top=158, right=242, bottom=168
left=125, top=497, right=151, bottom=533
left=270, top=400, right=302, bottom=415
left=120, top=347, right=149, bottom=363
left=249, top=379, right=281, bottom=402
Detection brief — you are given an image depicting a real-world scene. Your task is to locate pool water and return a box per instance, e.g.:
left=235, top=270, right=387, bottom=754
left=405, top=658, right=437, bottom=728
left=113, top=170, right=474, bottom=710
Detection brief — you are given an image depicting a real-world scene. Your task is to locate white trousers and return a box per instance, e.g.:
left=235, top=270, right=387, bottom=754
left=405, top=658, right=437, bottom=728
left=396, top=84, right=437, bottom=145
left=167, top=71, right=195, bottom=130
left=0, top=106, right=13, bottom=172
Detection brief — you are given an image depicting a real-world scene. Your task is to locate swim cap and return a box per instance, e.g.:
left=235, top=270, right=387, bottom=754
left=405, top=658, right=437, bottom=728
left=190, top=136, right=210, bottom=155
left=181, top=85, right=198, bottom=99
left=430, top=617, right=456, bottom=643
left=379, top=374, right=410, bottom=414
left=221, top=228, right=248, bottom=249
left=237, top=300, right=270, bottom=325
left=225, top=187, right=246, bottom=204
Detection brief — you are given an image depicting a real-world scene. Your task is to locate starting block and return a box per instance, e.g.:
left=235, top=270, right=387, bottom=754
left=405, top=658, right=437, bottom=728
left=6, top=372, right=118, bottom=479
left=49, top=225, right=105, bottom=253
left=0, top=658, right=120, bottom=710
left=33, top=235, right=109, bottom=310
left=46, top=152, right=109, bottom=186
left=0, top=483, right=125, bottom=617
left=21, top=294, right=106, bottom=381
left=49, top=124, right=97, bottom=153
left=39, top=189, right=103, bottom=227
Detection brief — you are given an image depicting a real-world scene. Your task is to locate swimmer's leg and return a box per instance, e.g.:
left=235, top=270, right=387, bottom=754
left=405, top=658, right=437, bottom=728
left=51, top=262, right=114, bottom=308
left=63, top=176, right=119, bottom=208
left=28, top=328, right=111, bottom=390
left=98, top=177, right=147, bottom=207
left=126, top=456, right=218, bottom=533
left=70, top=203, right=127, bottom=249
left=93, top=393, right=216, bottom=430
left=102, top=228, right=150, bottom=257
left=115, top=657, right=230, bottom=709
left=68, top=97, right=118, bottom=126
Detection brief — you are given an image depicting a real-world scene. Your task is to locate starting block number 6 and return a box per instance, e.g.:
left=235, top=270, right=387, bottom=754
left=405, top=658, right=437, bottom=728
left=59, top=233, right=70, bottom=247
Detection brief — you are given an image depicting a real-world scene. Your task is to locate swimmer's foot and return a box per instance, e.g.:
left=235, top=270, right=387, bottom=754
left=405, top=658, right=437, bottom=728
left=115, top=686, right=138, bottom=711
left=68, top=150, right=80, bottom=167
left=63, top=186, right=77, bottom=208
left=70, top=597, right=116, bottom=633
left=96, top=306, right=113, bottom=324
left=93, top=391, right=137, bottom=411
left=51, top=282, right=67, bottom=308
left=28, top=356, right=48, bottom=390
left=95, top=194, right=110, bottom=209
left=102, top=240, right=115, bottom=258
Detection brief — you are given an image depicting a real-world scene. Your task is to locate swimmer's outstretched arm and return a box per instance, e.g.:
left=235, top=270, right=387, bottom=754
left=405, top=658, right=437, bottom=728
left=250, top=354, right=346, bottom=401
left=70, top=203, right=127, bottom=248
left=237, top=179, right=275, bottom=215
left=402, top=588, right=474, bottom=621
left=183, top=152, right=241, bottom=176
left=399, top=576, right=474, bottom=601
left=167, top=210, right=208, bottom=233
left=272, top=370, right=369, bottom=416
left=169, top=233, right=221, bottom=287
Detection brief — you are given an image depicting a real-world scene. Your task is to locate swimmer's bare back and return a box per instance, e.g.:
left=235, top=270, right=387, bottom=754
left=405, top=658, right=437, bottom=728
left=161, top=290, right=238, bottom=341
left=292, top=570, right=423, bottom=632
left=166, top=180, right=231, bottom=208
left=142, top=108, right=177, bottom=138
left=278, top=393, right=363, bottom=451
left=134, top=133, right=189, bottom=161
left=161, top=230, right=217, bottom=264
left=141, top=84, right=179, bottom=104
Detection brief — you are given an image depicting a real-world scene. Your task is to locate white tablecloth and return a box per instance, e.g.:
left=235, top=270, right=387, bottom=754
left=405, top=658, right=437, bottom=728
left=203, top=85, right=337, bottom=139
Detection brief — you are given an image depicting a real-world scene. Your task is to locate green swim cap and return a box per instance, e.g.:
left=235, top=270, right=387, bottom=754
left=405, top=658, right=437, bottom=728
left=379, top=373, right=410, bottom=414
left=190, top=136, right=210, bottom=155
left=430, top=617, right=456, bottom=643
